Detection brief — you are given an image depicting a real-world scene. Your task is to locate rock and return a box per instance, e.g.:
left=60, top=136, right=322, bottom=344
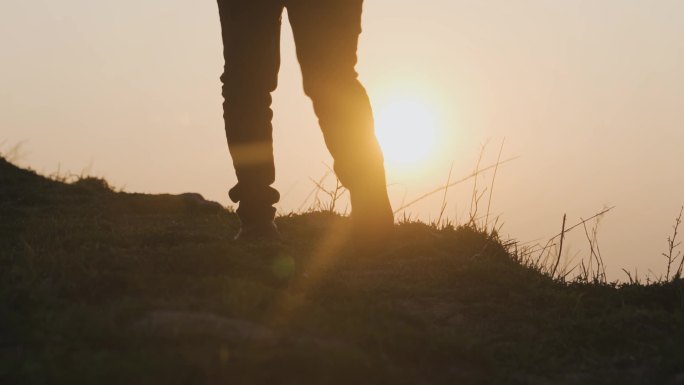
left=132, top=310, right=353, bottom=354
left=133, top=311, right=276, bottom=343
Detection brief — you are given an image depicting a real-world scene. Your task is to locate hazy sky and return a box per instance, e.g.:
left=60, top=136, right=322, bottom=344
left=2, top=0, right=684, bottom=279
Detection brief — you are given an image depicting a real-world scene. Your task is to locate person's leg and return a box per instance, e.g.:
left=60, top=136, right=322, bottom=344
left=217, top=0, right=284, bottom=230
left=286, top=0, right=393, bottom=235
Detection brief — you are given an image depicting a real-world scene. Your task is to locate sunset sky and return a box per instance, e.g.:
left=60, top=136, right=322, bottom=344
left=2, top=0, right=684, bottom=279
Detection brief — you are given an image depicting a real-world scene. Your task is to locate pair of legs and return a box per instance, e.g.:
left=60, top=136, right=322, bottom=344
left=217, top=0, right=392, bottom=234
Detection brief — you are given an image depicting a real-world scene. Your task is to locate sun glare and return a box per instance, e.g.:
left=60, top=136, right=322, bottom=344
left=374, top=97, right=440, bottom=171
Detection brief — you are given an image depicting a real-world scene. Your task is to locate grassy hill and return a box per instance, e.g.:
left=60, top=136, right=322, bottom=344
left=1, top=157, right=683, bottom=384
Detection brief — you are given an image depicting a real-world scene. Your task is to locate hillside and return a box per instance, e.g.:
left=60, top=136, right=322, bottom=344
left=1, top=157, right=683, bottom=385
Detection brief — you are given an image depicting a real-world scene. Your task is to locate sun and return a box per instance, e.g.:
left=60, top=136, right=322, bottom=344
left=374, top=97, right=440, bottom=171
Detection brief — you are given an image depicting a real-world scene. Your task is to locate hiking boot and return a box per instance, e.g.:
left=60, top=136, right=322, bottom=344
left=233, top=221, right=281, bottom=242
left=348, top=188, right=394, bottom=253
left=350, top=207, right=394, bottom=253
left=351, top=219, right=394, bottom=253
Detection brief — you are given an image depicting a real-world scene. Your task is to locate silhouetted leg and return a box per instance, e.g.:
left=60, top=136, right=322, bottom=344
left=217, top=0, right=284, bottom=226
left=287, top=0, right=393, bottom=233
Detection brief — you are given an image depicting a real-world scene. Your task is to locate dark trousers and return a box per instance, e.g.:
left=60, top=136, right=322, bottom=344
left=217, top=0, right=392, bottom=226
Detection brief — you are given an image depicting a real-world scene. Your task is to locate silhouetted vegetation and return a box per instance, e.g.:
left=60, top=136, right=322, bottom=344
left=1, top=157, right=684, bottom=384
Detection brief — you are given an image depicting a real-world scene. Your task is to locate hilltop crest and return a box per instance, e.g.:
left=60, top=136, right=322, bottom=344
left=1, top=158, right=683, bottom=384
